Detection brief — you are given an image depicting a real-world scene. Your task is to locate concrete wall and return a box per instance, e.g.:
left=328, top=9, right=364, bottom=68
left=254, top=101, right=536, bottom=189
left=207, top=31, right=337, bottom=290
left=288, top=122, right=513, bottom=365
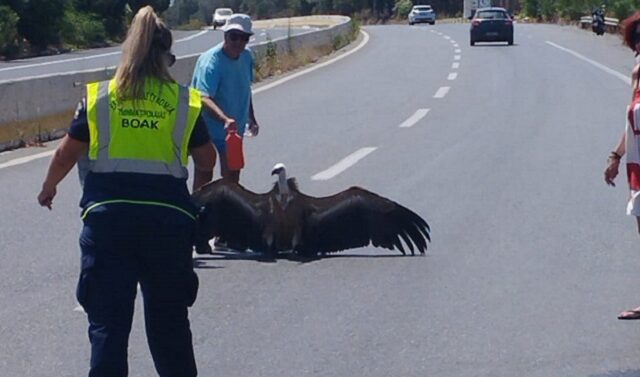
left=0, top=15, right=353, bottom=151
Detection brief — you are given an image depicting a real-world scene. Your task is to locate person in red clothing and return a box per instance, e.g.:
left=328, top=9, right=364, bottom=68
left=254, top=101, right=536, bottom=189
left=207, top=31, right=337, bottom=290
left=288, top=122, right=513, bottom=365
left=604, top=11, right=640, bottom=320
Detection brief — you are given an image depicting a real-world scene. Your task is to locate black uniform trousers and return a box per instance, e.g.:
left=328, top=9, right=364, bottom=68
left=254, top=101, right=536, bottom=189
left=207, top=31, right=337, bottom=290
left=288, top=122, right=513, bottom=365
left=77, top=205, right=199, bottom=377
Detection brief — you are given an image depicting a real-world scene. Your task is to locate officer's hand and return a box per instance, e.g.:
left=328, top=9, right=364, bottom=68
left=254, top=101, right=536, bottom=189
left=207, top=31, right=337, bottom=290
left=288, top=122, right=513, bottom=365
left=37, top=185, right=56, bottom=210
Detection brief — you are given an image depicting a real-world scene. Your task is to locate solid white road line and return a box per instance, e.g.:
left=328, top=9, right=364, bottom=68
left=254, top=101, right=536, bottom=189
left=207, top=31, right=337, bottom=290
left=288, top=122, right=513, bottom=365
left=546, top=41, right=631, bottom=85
left=452, top=62, right=460, bottom=69
left=0, top=31, right=209, bottom=73
left=434, top=86, right=450, bottom=98
left=311, top=147, right=377, bottom=181
left=398, top=109, right=430, bottom=128
left=253, top=30, right=370, bottom=94
left=0, top=150, right=54, bottom=169
left=448, top=72, right=458, bottom=80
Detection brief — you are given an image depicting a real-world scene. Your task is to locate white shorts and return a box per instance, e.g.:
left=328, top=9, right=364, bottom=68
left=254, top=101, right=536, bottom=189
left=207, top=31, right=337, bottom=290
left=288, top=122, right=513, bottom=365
left=627, top=190, right=640, bottom=216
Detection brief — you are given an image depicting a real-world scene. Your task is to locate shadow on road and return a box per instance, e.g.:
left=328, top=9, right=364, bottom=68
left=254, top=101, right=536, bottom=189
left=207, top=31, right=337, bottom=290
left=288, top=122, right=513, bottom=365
left=589, top=370, right=640, bottom=377
left=193, top=249, right=424, bottom=268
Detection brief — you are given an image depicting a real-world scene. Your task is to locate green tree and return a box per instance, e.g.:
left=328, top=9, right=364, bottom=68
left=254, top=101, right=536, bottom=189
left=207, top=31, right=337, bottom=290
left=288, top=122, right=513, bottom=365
left=0, top=5, right=19, bottom=56
left=17, top=0, right=66, bottom=48
left=128, top=0, right=170, bottom=13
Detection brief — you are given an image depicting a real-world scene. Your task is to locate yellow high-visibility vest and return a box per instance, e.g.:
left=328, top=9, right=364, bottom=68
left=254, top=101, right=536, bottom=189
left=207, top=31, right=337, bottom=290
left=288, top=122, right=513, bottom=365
left=86, top=78, right=201, bottom=178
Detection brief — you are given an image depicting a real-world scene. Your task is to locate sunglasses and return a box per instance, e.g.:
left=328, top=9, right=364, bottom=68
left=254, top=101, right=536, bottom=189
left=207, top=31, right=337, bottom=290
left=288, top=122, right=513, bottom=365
left=227, top=32, right=250, bottom=42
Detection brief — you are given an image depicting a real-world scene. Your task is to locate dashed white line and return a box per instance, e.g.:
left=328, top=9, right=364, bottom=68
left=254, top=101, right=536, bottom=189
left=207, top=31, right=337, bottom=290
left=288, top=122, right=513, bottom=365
left=434, top=86, right=450, bottom=98
left=448, top=72, right=458, bottom=80
left=444, top=35, right=451, bottom=40
left=545, top=41, right=630, bottom=84
left=398, top=109, right=430, bottom=128
left=452, top=62, right=460, bottom=69
left=454, top=55, right=461, bottom=61
left=455, top=48, right=461, bottom=53
left=311, top=147, right=377, bottom=181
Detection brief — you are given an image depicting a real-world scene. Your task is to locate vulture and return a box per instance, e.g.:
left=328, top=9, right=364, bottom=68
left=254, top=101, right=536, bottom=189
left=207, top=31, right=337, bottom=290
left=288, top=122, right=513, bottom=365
left=192, top=163, right=431, bottom=258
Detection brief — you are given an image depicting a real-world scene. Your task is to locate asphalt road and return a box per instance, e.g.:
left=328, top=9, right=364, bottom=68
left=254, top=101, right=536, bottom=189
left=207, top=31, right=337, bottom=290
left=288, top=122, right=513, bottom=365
left=0, top=27, right=312, bottom=82
left=2, top=23, right=640, bottom=376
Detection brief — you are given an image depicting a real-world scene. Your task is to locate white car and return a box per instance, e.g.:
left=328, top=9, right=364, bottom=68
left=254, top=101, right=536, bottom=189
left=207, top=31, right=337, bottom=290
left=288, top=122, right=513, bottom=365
left=408, top=5, right=436, bottom=25
left=212, top=8, right=233, bottom=29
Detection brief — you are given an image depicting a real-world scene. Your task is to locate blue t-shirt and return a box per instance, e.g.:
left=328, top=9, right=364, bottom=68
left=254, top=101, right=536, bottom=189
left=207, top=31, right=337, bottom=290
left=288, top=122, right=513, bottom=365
left=191, top=43, right=254, bottom=141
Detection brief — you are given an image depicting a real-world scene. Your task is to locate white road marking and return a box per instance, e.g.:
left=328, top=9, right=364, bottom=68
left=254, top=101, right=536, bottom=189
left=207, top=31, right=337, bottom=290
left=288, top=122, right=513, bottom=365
left=398, top=109, right=430, bottom=128
left=311, top=147, right=377, bottom=180
left=444, top=35, right=451, bottom=40
left=546, top=41, right=630, bottom=84
left=448, top=72, right=458, bottom=80
left=0, top=31, right=209, bottom=73
left=453, top=44, right=459, bottom=48
left=454, top=55, right=461, bottom=61
left=452, top=62, right=460, bottom=69
left=0, top=150, right=54, bottom=169
left=434, top=86, right=450, bottom=98
left=450, top=40, right=456, bottom=44
left=455, top=48, right=461, bottom=53
left=253, top=30, right=370, bottom=94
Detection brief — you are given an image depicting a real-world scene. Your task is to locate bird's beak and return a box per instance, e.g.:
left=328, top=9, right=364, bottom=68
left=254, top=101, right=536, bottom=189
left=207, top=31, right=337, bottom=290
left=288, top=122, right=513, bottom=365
left=271, top=167, right=280, bottom=176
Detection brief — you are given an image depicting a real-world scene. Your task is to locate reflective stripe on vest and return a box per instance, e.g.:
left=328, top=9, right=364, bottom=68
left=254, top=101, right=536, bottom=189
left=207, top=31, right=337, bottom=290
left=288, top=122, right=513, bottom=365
left=86, top=79, right=201, bottom=179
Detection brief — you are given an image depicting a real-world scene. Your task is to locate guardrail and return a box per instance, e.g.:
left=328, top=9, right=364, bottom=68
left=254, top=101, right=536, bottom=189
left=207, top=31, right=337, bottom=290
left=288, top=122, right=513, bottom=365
left=579, top=15, right=620, bottom=32
left=0, top=15, right=354, bottom=151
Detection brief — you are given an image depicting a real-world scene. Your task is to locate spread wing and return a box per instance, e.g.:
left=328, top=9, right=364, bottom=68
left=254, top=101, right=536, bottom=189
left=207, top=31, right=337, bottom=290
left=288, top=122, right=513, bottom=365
left=295, top=186, right=431, bottom=255
left=192, top=179, right=271, bottom=251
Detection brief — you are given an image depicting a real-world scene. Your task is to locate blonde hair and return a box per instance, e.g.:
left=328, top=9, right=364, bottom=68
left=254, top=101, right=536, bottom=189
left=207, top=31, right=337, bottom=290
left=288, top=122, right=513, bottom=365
left=114, top=6, right=174, bottom=100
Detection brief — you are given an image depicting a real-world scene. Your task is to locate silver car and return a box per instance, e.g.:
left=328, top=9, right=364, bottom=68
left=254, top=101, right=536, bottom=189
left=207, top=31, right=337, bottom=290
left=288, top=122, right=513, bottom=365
left=408, top=5, right=436, bottom=25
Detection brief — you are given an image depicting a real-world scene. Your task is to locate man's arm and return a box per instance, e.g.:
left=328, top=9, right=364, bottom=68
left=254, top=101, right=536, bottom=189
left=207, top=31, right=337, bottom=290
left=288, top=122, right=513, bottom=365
left=201, top=95, right=237, bottom=131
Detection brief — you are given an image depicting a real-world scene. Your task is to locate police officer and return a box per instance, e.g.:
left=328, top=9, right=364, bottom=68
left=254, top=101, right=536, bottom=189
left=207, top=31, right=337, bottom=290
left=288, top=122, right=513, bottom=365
left=37, top=6, right=215, bottom=377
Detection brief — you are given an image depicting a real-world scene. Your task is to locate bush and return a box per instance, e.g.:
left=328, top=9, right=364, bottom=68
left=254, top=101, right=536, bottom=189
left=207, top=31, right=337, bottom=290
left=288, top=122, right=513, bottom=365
left=610, top=0, right=636, bottom=21
left=0, top=6, right=19, bottom=57
left=61, top=9, right=107, bottom=48
left=395, top=0, right=413, bottom=20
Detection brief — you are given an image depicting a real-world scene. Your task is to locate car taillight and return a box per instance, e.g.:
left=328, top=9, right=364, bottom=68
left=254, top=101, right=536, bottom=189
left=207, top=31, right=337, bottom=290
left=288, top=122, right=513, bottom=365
left=472, top=20, right=480, bottom=26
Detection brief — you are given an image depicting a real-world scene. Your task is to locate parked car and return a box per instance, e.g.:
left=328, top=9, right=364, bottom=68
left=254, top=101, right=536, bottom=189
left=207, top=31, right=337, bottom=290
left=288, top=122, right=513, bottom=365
left=469, top=7, right=513, bottom=46
left=212, top=8, right=233, bottom=29
left=408, top=5, right=436, bottom=25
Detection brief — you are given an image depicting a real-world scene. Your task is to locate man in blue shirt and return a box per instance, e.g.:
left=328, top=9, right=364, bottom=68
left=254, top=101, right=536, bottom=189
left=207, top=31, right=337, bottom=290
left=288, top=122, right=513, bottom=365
left=191, top=13, right=260, bottom=184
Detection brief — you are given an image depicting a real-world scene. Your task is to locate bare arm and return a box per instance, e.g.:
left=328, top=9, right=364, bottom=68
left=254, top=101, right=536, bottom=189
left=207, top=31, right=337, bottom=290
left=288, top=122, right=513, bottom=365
left=37, top=135, right=88, bottom=209
left=201, top=95, right=236, bottom=130
left=247, top=96, right=259, bottom=136
left=191, top=142, right=216, bottom=192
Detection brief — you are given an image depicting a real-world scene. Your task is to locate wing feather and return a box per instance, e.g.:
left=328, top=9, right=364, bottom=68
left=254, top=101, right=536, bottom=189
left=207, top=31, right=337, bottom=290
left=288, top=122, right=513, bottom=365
left=296, top=187, right=431, bottom=255
left=192, top=179, right=271, bottom=251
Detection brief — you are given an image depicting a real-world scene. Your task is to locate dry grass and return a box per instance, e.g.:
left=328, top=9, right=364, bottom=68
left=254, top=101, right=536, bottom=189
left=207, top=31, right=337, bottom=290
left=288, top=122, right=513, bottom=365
left=0, top=110, right=73, bottom=149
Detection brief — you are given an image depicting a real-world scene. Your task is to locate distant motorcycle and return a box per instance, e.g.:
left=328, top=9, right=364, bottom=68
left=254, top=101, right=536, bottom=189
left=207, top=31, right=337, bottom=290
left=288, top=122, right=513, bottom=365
left=592, top=9, right=605, bottom=35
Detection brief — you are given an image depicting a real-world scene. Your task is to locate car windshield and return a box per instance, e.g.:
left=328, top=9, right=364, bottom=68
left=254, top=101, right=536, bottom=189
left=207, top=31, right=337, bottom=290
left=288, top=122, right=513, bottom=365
left=414, top=6, right=432, bottom=11
left=217, top=9, right=232, bottom=15
left=476, top=10, right=507, bottom=19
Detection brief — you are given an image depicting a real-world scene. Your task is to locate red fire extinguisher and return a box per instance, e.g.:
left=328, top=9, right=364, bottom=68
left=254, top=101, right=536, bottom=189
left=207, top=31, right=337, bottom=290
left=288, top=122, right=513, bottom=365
left=225, top=129, right=244, bottom=170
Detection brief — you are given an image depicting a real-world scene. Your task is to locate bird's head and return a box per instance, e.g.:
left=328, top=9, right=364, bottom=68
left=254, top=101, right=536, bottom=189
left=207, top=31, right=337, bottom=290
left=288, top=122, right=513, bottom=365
left=271, top=163, right=287, bottom=178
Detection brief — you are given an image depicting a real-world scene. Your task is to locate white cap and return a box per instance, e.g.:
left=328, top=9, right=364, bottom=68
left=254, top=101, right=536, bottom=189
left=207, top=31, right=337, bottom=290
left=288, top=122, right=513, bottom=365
left=222, top=14, right=254, bottom=35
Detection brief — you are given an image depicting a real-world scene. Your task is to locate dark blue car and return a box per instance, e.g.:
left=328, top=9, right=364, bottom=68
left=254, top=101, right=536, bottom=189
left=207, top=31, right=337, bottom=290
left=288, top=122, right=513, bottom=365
left=470, top=7, right=514, bottom=46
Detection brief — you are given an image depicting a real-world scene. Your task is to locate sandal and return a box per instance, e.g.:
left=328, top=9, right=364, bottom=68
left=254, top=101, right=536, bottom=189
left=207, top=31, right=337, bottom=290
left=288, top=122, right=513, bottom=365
left=618, top=308, right=640, bottom=320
